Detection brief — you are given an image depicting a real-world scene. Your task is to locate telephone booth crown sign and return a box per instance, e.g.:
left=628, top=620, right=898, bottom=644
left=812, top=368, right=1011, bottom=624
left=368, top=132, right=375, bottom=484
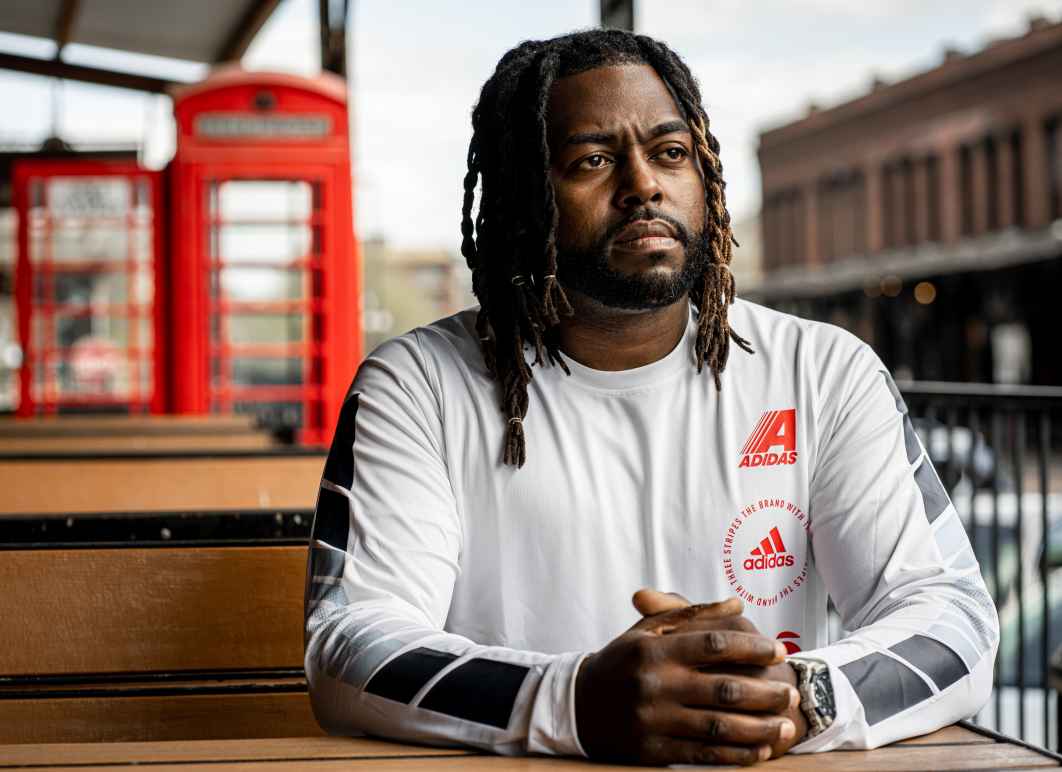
left=169, top=68, right=360, bottom=445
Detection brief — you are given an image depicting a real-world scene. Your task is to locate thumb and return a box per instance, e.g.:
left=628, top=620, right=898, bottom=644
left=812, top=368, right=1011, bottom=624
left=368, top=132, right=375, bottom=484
left=632, top=588, right=693, bottom=616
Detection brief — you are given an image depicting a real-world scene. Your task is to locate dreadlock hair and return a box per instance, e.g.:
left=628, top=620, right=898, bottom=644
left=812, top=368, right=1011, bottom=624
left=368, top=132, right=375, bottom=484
left=460, top=29, right=753, bottom=468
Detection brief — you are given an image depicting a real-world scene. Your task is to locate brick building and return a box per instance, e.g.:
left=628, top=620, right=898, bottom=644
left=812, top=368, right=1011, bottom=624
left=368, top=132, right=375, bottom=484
left=750, top=16, right=1062, bottom=385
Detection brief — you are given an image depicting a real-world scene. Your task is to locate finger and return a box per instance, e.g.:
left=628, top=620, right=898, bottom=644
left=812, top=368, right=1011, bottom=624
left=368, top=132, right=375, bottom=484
left=632, top=588, right=692, bottom=616
left=633, top=597, right=745, bottom=634
left=657, top=615, right=760, bottom=635
left=667, top=707, right=797, bottom=748
left=672, top=671, right=800, bottom=714
left=664, top=629, right=786, bottom=667
left=639, top=735, right=769, bottom=767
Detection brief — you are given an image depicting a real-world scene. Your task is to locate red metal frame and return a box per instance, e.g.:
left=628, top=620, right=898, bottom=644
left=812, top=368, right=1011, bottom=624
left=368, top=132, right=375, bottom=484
left=12, top=160, right=166, bottom=417
left=169, top=68, right=360, bottom=445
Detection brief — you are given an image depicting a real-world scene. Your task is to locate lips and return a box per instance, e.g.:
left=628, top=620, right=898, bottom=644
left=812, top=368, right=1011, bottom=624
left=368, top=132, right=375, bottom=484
left=614, top=220, right=678, bottom=244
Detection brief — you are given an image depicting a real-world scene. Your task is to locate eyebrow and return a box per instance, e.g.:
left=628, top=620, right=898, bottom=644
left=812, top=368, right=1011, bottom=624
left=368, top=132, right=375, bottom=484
left=564, top=119, right=689, bottom=147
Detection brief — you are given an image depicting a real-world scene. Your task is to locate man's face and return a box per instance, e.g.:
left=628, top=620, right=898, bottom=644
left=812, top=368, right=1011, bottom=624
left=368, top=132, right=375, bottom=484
left=546, top=63, right=708, bottom=311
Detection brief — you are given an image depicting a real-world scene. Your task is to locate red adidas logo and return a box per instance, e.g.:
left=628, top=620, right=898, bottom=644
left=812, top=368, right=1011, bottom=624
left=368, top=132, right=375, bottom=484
left=743, top=526, right=795, bottom=570
left=739, top=409, right=798, bottom=468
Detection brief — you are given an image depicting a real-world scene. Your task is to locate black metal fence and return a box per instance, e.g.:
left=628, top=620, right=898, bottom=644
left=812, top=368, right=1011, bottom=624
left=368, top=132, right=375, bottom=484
left=898, top=381, right=1062, bottom=750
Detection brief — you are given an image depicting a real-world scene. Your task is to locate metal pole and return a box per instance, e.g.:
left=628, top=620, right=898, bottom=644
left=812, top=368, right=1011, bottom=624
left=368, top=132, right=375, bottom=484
left=600, top=0, right=635, bottom=30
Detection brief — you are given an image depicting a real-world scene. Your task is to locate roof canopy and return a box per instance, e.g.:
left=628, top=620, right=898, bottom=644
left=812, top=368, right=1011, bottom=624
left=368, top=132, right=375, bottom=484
left=0, top=0, right=281, bottom=92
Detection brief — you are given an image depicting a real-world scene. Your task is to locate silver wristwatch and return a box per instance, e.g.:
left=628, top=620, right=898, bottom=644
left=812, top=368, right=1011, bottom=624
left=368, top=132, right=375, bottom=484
left=788, top=656, right=836, bottom=740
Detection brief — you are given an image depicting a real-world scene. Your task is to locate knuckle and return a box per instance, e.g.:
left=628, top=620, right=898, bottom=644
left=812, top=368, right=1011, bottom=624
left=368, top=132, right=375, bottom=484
left=716, top=678, right=742, bottom=705
left=630, top=635, right=655, bottom=664
left=693, top=746, right=722, bottom=764
left=704, top=630, right=728, bottom=655
left=636, top=735, right=663, bottom=765
left=633, top=668, right=660, bottom=701
left=632, top=702, right=654, bottom=729
left=702, top=716, right=726, bottom=739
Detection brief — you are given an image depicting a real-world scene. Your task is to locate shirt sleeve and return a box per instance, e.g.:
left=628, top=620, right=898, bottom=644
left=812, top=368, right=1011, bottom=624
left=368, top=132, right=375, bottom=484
left=790, top=340, right=999, bottom=752
left=303, top=334, right=588, bottom=757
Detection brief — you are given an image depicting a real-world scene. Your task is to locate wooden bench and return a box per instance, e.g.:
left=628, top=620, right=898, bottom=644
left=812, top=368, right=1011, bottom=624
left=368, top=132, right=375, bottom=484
left=0, top=415, right=285, bottom=454
left=0, top=539, right=322, bottom=744
left=0, top=449, right=327, bottom=516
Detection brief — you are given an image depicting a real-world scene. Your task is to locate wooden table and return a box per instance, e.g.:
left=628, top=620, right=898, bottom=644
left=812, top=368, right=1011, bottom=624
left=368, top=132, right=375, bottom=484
left=2, top=722, right=1059, bottom=770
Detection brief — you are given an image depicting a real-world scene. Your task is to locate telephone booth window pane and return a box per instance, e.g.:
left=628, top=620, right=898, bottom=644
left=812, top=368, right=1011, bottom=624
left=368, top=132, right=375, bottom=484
left=24, top=174, right=156, bottom=412
left=206, top=178, right=321, bottom=429
left=231, top=357, right=304, bottom=387
left=216, top=181, right=312, bottom=220
left=225, top=313, right=306, bottom=345
left=217, top=224, right=311, bottom=263
left=220, top=267, right=306, bottom=300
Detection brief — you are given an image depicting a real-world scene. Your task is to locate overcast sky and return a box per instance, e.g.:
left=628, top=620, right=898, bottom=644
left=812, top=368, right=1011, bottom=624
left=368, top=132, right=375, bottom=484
left=0, top=0, right=1058, bottom=253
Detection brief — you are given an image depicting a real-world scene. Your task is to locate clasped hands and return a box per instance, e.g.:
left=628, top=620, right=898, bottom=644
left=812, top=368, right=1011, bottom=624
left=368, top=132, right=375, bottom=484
left=573, top=589, right=807, bottom=766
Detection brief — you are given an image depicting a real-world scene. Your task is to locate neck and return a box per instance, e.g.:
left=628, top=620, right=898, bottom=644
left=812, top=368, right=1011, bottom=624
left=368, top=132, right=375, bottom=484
left=556, top=291, right=689, bottom=371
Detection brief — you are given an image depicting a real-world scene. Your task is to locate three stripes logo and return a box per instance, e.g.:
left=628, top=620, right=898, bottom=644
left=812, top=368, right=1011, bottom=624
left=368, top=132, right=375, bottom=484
left=743, top=525, right=796, bottom=571
left=739, top=409, right=798, bottom=468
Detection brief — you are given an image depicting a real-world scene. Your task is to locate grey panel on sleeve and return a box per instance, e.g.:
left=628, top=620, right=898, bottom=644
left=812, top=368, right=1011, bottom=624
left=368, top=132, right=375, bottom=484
left=888, top=634, right=969, bottom=692
left=914, top=457, right=950, bottom=522
left=839, top=652, right=933, bottom=726
left=903, top=415, right=921, bottom=464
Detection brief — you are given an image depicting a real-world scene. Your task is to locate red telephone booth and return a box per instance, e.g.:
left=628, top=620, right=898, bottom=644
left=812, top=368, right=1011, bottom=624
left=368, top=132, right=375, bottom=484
left=169, top=68, right=360, bottom=445
left=12, top=160, right=166, bottom=416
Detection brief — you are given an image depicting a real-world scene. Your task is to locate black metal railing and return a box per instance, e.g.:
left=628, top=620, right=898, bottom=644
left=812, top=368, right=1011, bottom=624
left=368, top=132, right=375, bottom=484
left=899, top=381, right=1062, bottom=750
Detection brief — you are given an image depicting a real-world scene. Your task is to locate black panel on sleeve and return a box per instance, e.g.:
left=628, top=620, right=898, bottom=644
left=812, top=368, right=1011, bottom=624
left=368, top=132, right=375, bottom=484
left=364, top=647, right=459, bottom=704
left=323, top=393, right=360, bottom=489
left=914, top=456, right=950, bottom=522
left=840, top=652, right=933, bottom=726
left=419, top=657, right=530, bottom=729
left=889, top=634, right=969, bottom=692
left=312, top=486, right=350, bottom=552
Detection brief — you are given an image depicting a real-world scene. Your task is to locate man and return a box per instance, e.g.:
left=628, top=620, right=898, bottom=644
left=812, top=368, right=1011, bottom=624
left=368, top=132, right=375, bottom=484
left=304, top=29, right=997, bottom=766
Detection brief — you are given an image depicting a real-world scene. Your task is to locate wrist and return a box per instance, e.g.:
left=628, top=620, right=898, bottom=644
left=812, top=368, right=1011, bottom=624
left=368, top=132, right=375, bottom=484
left=787, top=656, right=836, bottom=742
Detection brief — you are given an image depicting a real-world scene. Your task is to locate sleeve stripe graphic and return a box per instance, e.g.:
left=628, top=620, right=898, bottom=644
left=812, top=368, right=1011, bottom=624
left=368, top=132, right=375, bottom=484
left=888, top=634, right=969, bottom=693
left=323, top=393, right=360, bottom=489
left=313, top=486, right=351, bottom=552
left=914, top=457, right=950, bottom=522
left=418, top=657, right=530, bottom=730
left=903, top=415, right=921, bottom=464
left=839, top=651, right=933, bottom=726
left=364, top=647, right=459, bottom=704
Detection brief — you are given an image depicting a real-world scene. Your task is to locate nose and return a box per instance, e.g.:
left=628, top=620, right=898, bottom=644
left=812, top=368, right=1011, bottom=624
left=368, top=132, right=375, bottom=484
left=612, top=153, right=663, bottom=210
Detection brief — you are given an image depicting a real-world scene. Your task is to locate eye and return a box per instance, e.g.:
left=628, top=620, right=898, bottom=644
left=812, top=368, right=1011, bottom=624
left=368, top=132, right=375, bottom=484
left=578, top=154, right=611, bottom=170
left=657, top=146, right=689, bottom=162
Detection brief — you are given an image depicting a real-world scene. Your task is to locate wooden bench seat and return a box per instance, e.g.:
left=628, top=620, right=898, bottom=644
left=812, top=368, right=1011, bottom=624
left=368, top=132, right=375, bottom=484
left=0, top=450, right=326, bottom=516
left=0, top=415, right=283, bottom=453
left=0, top=543, right=321, bottom=743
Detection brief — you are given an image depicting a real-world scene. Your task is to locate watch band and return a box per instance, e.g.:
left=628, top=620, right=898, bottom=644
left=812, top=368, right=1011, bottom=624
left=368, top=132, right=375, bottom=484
left=788, top=656, right=836, bottom=740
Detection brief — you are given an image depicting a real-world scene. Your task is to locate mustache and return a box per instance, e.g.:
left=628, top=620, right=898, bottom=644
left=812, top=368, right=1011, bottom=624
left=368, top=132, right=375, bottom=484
left=604, top=208, right=691, bottom=246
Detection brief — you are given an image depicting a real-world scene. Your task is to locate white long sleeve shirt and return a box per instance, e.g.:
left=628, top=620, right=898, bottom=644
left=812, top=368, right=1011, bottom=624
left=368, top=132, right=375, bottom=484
left=304, top=298, right=998, bottom=756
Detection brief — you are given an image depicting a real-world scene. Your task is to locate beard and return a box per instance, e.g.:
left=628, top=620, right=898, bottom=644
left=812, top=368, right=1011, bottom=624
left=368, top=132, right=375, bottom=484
left=555, top=212, right=710, bottom=311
